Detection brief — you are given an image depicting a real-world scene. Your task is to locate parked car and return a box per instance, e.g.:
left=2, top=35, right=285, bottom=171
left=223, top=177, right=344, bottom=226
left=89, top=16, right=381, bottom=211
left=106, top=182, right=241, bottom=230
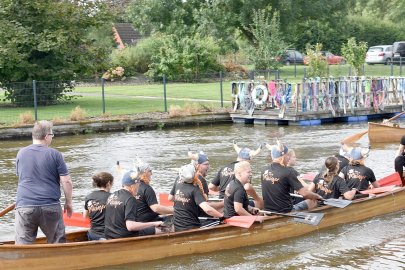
left=303, top=51, right=346, bottom=65
left=392, top=41, right=405, bottom=65
left=279, top=50, right=304, bottom=65
left=365, top=45, right=393, bottom=65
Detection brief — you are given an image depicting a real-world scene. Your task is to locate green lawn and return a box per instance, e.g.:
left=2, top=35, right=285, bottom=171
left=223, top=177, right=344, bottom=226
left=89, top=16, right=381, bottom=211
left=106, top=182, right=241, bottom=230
left=0, top=65, right=403, bottom=127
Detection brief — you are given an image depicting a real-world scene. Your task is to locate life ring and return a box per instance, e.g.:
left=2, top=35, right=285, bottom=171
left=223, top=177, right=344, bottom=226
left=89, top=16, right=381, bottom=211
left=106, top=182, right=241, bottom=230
left=252, top=85, right=268, bottom=105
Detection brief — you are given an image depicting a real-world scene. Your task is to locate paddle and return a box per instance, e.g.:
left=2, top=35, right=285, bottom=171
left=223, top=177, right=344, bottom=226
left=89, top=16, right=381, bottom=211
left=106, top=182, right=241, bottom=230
left=377, top=172, right=402, bottom=187
left=199, top=216, right=256, bottom=229
left=0, top=203, right=16, bottom=217
left=159, top=193, right=174, bottom=207
left=300, top=172, right=317, bottom=181
left=360, top=185, right=396, bottom=195
left=341, top=130, right=368, bottom=145
left=63, top=212, right=90, bottom=228
left=258, top=210, right=324, bottom=226
left=289, top=193, right=352, bottom=208
left=384, top=111, right=405, bottom=123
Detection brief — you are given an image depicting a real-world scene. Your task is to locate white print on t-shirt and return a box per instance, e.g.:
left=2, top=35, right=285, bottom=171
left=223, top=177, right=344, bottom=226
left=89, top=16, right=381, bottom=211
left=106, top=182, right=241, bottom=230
left=262, top=170, right=279, bottom=184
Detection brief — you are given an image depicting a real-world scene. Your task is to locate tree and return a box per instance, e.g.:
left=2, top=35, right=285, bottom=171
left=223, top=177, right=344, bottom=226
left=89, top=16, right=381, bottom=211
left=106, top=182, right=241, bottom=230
left=305, top=43, right=328, bottom=78
left=246, top=9, right=286, bottom=70
left=341, top=37, right=368, bottom=76
left=0, top=0, right=113, bottom=105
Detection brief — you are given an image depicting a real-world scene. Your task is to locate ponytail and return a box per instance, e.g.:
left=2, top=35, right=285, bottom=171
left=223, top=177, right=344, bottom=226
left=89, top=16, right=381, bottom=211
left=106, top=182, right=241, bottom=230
left=192, top=172, right=208, bottom=201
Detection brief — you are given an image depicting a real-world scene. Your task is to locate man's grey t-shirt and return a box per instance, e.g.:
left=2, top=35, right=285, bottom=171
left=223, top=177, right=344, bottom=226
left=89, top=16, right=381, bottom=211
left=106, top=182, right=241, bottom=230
left=16, top=144, right=68, bottom=207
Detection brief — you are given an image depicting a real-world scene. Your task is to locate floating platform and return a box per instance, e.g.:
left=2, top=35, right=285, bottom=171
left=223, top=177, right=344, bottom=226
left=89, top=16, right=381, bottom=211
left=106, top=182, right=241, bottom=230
left=230, top=105, right=404, bottom=126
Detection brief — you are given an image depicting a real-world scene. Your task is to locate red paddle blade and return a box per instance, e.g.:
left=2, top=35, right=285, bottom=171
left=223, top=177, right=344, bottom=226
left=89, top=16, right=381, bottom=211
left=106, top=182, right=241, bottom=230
left=159, top=193, right=174, bottom=207
left=377, top=172, right=402, bottom=187
left=224, top=216, right=256, bottom=228
left=360, top=185, right=396, bottom=194
left=300, top=172, right=317, bottom=181
left=63, top=212, right=90, bottom=228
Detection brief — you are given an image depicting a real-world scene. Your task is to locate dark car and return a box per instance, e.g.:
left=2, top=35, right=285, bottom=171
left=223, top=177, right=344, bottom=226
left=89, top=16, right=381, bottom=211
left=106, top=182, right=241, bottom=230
left=392, top=41, right=405, bottom=65
left=280, top=50, right=304, bottom=65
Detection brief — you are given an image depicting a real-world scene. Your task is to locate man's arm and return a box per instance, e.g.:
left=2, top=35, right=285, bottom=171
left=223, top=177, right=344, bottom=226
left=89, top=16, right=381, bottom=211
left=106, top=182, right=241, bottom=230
left=60, top=175, right=73, bottom=217
left=150, top=204, right=174, bottom=215
left=396, top=144, right=405, bottom=157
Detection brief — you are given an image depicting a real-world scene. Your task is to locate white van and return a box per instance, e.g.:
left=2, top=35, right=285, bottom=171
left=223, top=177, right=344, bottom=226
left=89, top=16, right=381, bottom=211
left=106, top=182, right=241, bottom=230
left=365, top=45, right=393, bottom=65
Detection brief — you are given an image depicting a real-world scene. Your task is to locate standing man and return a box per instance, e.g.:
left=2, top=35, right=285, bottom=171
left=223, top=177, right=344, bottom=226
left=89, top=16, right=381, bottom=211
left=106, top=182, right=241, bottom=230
left=15, top=120, right=73, bottom=244
left=394, top=134, right=405, bottom=186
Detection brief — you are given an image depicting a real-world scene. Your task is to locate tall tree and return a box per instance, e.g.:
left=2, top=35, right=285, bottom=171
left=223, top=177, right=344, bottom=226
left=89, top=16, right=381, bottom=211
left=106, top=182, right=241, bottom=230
left=0, top=0, right=112, bottom=83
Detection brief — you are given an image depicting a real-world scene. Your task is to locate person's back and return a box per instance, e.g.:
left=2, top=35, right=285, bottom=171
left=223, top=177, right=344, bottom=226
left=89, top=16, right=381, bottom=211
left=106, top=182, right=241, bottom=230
left=136, top=181, right=160, bottom=222
left=84, top=172, right=113, bottom=240
left=104, top=189, right=139, bottom=239
left=15, top=120, right=73, bottom=245
left=261, top=163, right=301, bottom=212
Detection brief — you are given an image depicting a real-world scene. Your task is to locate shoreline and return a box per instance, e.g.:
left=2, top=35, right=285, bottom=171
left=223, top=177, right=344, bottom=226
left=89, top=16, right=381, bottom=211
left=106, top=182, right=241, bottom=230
left=0, top=112, right=232, bottom=140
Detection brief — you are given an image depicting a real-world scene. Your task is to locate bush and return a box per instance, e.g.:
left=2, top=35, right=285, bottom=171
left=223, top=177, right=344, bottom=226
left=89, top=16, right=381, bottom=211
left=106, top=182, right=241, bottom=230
left=110, top=35, right=166, bottom=76
left=341, top=37, right=368, bottom=76
left=305, top=43, right=328, bottom=78
left=70, top=106, right=87, bottom=121
left=102, top=66, right=125, bottom=81
left=147, top=33, right=223, bottom=81
left=18, top=111, right=34, bottom=125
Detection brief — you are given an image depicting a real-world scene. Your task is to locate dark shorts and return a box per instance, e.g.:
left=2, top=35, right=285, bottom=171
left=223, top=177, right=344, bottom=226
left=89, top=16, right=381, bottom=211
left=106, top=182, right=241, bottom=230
left=138, top=226, right=156, bottom=236
left=15, top=204, right=66, bottom=244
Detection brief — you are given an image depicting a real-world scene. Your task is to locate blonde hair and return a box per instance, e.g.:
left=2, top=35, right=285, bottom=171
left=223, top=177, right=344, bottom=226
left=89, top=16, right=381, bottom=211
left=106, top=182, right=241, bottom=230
left=234, top=161, right=251, bottom=177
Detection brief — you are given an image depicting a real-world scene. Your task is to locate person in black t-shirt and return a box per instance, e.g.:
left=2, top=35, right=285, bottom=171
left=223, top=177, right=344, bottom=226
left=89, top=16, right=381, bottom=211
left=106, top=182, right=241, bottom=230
left=339, top=147, right=380, bottom=191
left=395, top=134, right=405, bottom=186
left=134, top=160, right=173, bottom=222
left=261, top=140, right=322, bottom=213
left=208, top=141, right=262, bottom=206
left=104, top=170, right=163, bottom=239
left=309, top=157, right=356, bottom=203
left=223, top=161, right=265, bottom=222
left=172, top=164, right=224, bottom=232
left=286, top=149, right=307, bottom=205
left=84, top=172, right=114, bottom=240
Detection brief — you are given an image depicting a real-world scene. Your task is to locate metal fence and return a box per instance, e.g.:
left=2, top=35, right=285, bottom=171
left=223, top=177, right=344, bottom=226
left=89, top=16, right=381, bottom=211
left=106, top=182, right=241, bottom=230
left=1, top=64, right=405, bottom=126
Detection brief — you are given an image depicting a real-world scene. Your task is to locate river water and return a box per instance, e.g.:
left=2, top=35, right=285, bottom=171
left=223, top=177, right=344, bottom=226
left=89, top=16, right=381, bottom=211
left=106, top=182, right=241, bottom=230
left=1, top=122, right=404, bottom=269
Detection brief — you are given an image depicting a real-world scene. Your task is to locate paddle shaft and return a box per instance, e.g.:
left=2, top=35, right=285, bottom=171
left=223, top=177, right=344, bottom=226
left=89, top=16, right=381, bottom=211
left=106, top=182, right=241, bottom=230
left=258, top=210, right=307, bottom=220
left=385, top=111, right=405, bottom=123
left=341, top=130, right=368, bottom=145
left=0, top=203, right=16, bottom=217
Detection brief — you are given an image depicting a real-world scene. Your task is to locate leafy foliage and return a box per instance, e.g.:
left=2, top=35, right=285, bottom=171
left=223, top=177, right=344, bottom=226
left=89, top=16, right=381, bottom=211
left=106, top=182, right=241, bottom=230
left=0, top=0, right=113, bottom=105
left=146, top=33, right=222, bottom=81
left=341, top=37, right=368, bottom=76
left=305, top=43, right=328, bottom=78
left=246, top=9, right=286, bottom=70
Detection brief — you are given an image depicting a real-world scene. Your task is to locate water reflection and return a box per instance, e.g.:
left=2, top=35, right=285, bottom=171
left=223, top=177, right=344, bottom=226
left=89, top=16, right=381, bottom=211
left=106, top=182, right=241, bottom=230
left=0, top=121, right=403, bottom=269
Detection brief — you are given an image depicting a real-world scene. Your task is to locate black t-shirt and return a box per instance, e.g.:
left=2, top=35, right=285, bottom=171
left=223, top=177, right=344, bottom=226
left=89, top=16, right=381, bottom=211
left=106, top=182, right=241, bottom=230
left=223, top=179, right=249, bottom=218
left=173, top=182, right=206, bottom=232
left=135, top=181, right=159, bottom=222
left=340, top=164, right=377, bottom=191
left=288, top=167, right=304, bottom=204
left=261, top=163, right=304, bottom=213
left=313, top=175, right=350, bottom=199
left=84, top=190, right=111, bottom=238
left=211, top=161, right=239, bottom=198
left=104, top=189, right=138, bottom=239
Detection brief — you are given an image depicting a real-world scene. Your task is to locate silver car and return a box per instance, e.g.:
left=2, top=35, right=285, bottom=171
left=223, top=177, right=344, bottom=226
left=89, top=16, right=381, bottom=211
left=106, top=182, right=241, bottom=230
left=365, top=45, right=393, bottom=65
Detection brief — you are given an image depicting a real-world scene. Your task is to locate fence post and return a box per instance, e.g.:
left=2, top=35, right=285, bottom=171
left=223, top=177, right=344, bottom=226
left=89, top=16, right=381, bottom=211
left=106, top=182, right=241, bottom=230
left=33, top=80, right=38, bottom=121
left=220, top=71, right=224, bottom=108
left=101, top=78, right=105, bottom=114
left=391, top=61, right=394, bottom=76
left=163, top=75, right=167, bottom=112
left=303, top=67, right=307, bottom=79
left=400, top=58, right=403, bottom=76
left=348, top=66, right=351, bottom=76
